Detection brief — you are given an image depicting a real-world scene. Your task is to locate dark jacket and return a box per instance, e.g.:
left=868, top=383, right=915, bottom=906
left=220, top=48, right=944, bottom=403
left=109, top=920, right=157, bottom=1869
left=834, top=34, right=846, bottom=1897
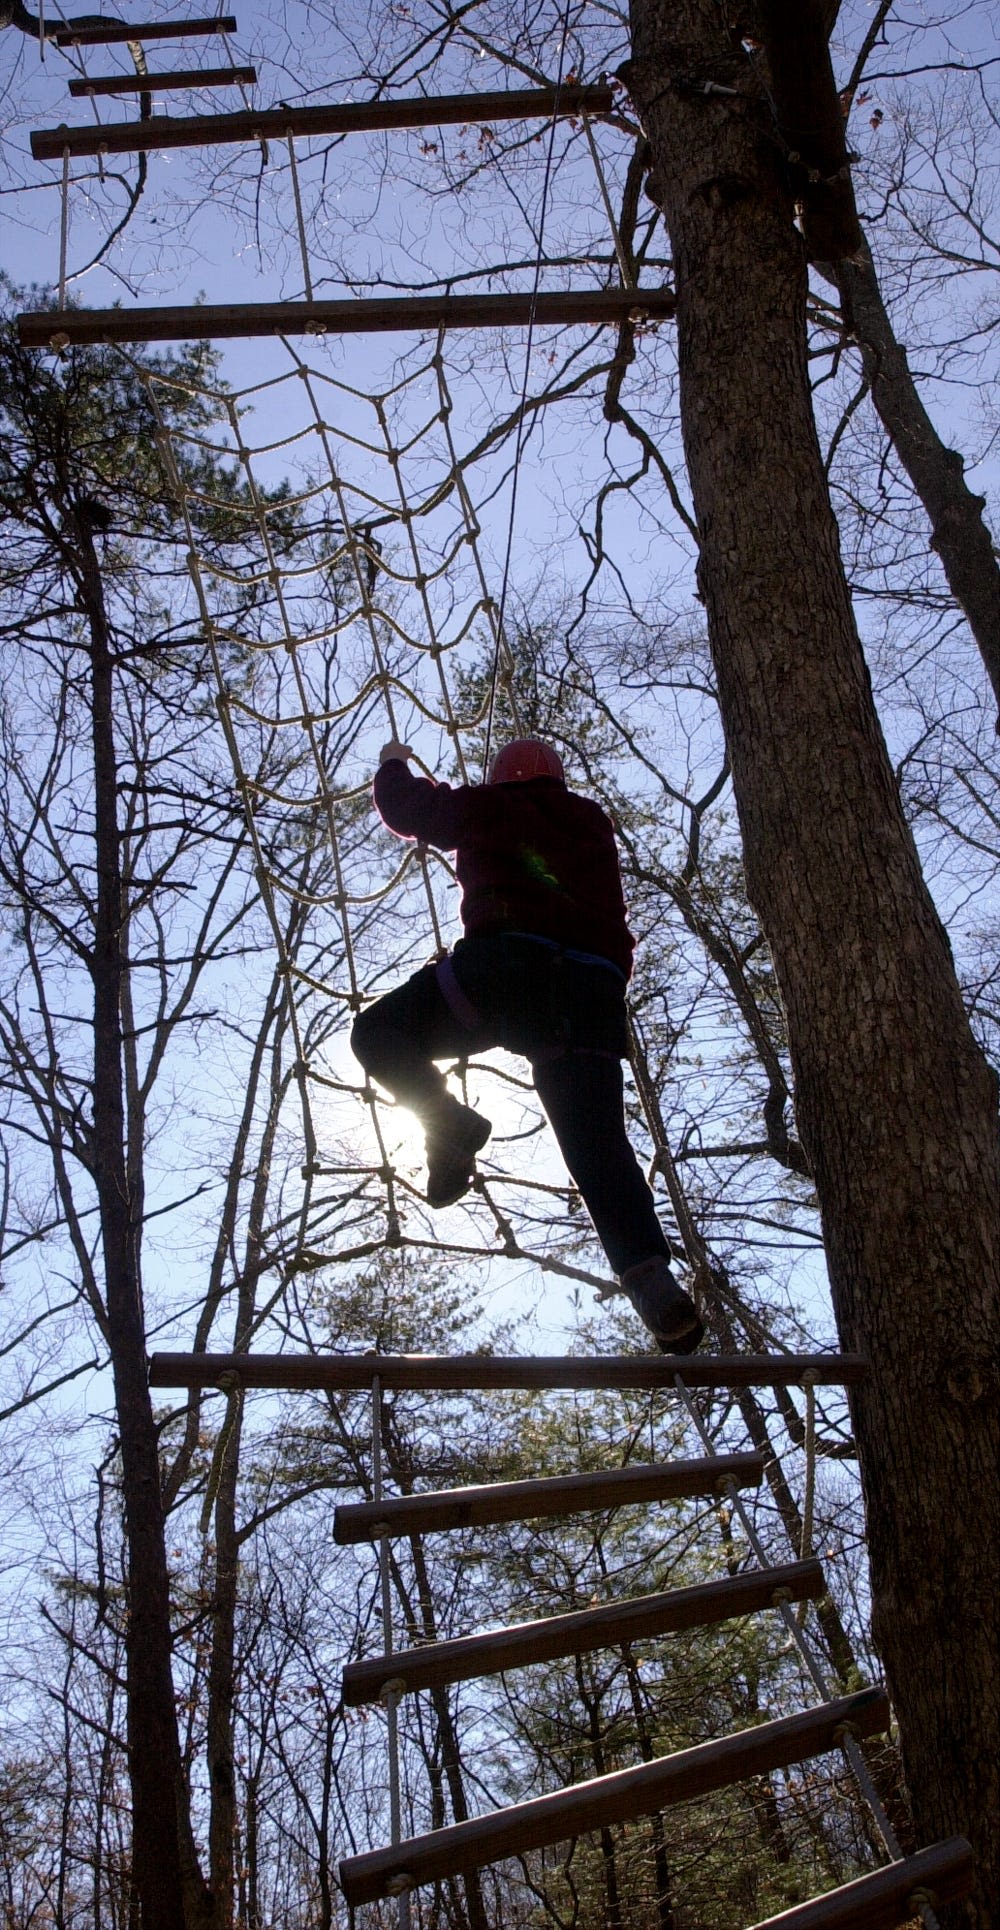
left=373, top=759, right=635, bottom=977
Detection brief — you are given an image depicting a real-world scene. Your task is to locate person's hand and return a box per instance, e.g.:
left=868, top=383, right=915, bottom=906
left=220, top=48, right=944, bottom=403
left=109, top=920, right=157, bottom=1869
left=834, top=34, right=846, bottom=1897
left=378, top=740, right=414, bottom=767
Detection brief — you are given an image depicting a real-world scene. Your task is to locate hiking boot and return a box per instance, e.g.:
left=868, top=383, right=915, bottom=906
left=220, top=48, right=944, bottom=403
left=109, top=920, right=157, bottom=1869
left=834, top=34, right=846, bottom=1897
left=619, top=1256, right=705, bottom=1355
left=425, top=1102, right=492, bottom=1208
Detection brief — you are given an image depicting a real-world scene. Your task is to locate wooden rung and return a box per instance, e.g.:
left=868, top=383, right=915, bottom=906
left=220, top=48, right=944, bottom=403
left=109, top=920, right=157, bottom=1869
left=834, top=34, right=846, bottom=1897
left=31, top=82, right=615, bottom=160
left=52, top=15, right=237, bottom=47
left=146, top=1350, right=866, bottom=1393
left=17, top=289, right=677, bottom=352
left=746, top=1836, right=974, bottom=1929
left=341, top=1557, right=826, bottom=1705
left=334, top=1452, right=762, bottom=1543
left=68, top=66, right=257, bottom=96
left=338, top=1687, right=891, bottom=1906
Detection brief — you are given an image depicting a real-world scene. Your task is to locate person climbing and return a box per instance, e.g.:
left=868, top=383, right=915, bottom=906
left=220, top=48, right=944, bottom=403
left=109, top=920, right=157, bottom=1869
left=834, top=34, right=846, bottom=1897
left=351, top=737, right=704, bottom=1354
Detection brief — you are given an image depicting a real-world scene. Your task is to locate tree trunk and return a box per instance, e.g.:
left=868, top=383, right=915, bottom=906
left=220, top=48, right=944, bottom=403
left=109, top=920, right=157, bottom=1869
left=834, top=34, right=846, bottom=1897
left=618, top=1641, right=675, bottom=1929
left=78, top=514, right=210, bottom=1930
left=621, top=9, right=1000, bottom=1927
left=378, top=1399, right=490, bottom=1930
left=206, top=1385, right=242, bottom=1930
left=574, top=1659, right=624, bottom=1930
left=204, top=989, right=287, bottom=1929
left=406, top=1531, right=491, bottom=1930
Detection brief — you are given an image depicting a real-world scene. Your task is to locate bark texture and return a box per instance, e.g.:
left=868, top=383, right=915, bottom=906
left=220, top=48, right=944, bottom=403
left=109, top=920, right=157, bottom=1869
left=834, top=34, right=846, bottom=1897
left=622, top=8, right=1000, bottom=1925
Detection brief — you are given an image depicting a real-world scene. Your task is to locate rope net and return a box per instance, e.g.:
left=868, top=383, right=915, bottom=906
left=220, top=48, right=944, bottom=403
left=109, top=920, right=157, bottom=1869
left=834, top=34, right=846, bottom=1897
left=143, top=331, right=635, bottom=1315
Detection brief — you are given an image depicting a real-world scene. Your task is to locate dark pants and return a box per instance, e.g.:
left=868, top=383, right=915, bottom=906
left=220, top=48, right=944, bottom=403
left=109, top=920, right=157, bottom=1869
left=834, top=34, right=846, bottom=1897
left=351, top=933, right=672, bottom=1276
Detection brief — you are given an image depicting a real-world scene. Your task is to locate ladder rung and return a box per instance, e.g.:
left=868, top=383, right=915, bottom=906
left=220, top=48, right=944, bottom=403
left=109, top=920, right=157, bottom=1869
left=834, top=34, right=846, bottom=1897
left=334, top=1452, right=763, bottom=1543
left=746, top=1836, right=974, bottom=1929
left=18, top=289, right=677, bottom=352
left=32, top=83, right=615, bottom=161
left=68, top=66, right=257, bottom=96
left=53, top=15, right=237, bottom=46
left=146, top=1350, right=866, bottom=1393
left=338, top=1688, right=891, bottom=1906
left=341, top=1557, right=826, bottom=1704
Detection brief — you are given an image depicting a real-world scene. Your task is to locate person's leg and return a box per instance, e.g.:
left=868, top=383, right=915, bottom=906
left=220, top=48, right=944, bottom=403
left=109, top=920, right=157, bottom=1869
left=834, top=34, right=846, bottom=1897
left=531, top=1050, right=670, bottom=1275
left=351, top=964, right=466, bottom=1112
left=532, top=1050, right=703, bottom=1351
left=351, top=964, right=492, bottom=1205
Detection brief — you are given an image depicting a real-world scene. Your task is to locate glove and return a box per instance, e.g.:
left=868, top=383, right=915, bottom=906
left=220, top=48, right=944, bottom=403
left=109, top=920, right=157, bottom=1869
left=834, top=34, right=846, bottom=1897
left=378, top=741, right=414, bottom=767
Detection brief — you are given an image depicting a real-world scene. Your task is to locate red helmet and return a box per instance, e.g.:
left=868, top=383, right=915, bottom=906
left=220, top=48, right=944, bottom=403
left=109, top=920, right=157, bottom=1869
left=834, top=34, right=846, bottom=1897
left=488, top=738, right=565, bottom=784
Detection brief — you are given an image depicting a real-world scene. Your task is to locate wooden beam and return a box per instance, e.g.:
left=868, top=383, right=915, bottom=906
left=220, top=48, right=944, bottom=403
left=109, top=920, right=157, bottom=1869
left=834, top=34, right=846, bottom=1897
left=52, top=14, right=237, bottom=47
left=333, top=1453, right=763, bottom=1543
left=17, top=288, right=676, bottom=350
left=68, top=66, right=257, bottom=96
left=341, top=1557, right=826, bottom=1704
left=338, top=1688, right=891, bottom=1905
left=31, top=82, right=615, bottom=161
left=746, top=1837, right=974, bottom=1929
left=147, top=1349, right=865, bottom=1392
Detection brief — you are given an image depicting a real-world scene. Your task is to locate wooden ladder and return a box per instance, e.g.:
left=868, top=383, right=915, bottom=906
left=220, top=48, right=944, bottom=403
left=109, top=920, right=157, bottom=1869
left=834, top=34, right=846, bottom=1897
left=48, top=12, right=256, bottom=116
left=149, top=1347, right=973, bottom=1927
left=17, top=78, right=667, bottom=352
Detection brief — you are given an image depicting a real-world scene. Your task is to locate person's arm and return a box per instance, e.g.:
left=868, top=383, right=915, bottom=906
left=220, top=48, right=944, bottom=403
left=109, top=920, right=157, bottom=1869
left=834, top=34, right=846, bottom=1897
left=373, top=746, right=470, bottom=850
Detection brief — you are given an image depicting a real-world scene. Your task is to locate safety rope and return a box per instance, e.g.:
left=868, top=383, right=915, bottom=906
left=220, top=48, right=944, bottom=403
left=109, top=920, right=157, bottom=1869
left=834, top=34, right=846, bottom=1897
left=286, top=133, right=315, bottom=302
left=482, top=0, right=578, bottom=775
left=58, top=146, right=70, bottom=309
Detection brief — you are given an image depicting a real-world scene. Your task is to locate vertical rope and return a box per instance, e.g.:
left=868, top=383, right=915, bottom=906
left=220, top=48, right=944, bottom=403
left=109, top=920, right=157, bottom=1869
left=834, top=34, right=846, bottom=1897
left=58, top=146, right=70, bottom=308
left=221, top=22, right=258, bottom=117
left=286, top=132, right=315, bottom=302
left=582, top=116, right=635, bottom=289
left=797, top=1370, right=818, bottom=1624
left=482, top=0, right=577, bottom=773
